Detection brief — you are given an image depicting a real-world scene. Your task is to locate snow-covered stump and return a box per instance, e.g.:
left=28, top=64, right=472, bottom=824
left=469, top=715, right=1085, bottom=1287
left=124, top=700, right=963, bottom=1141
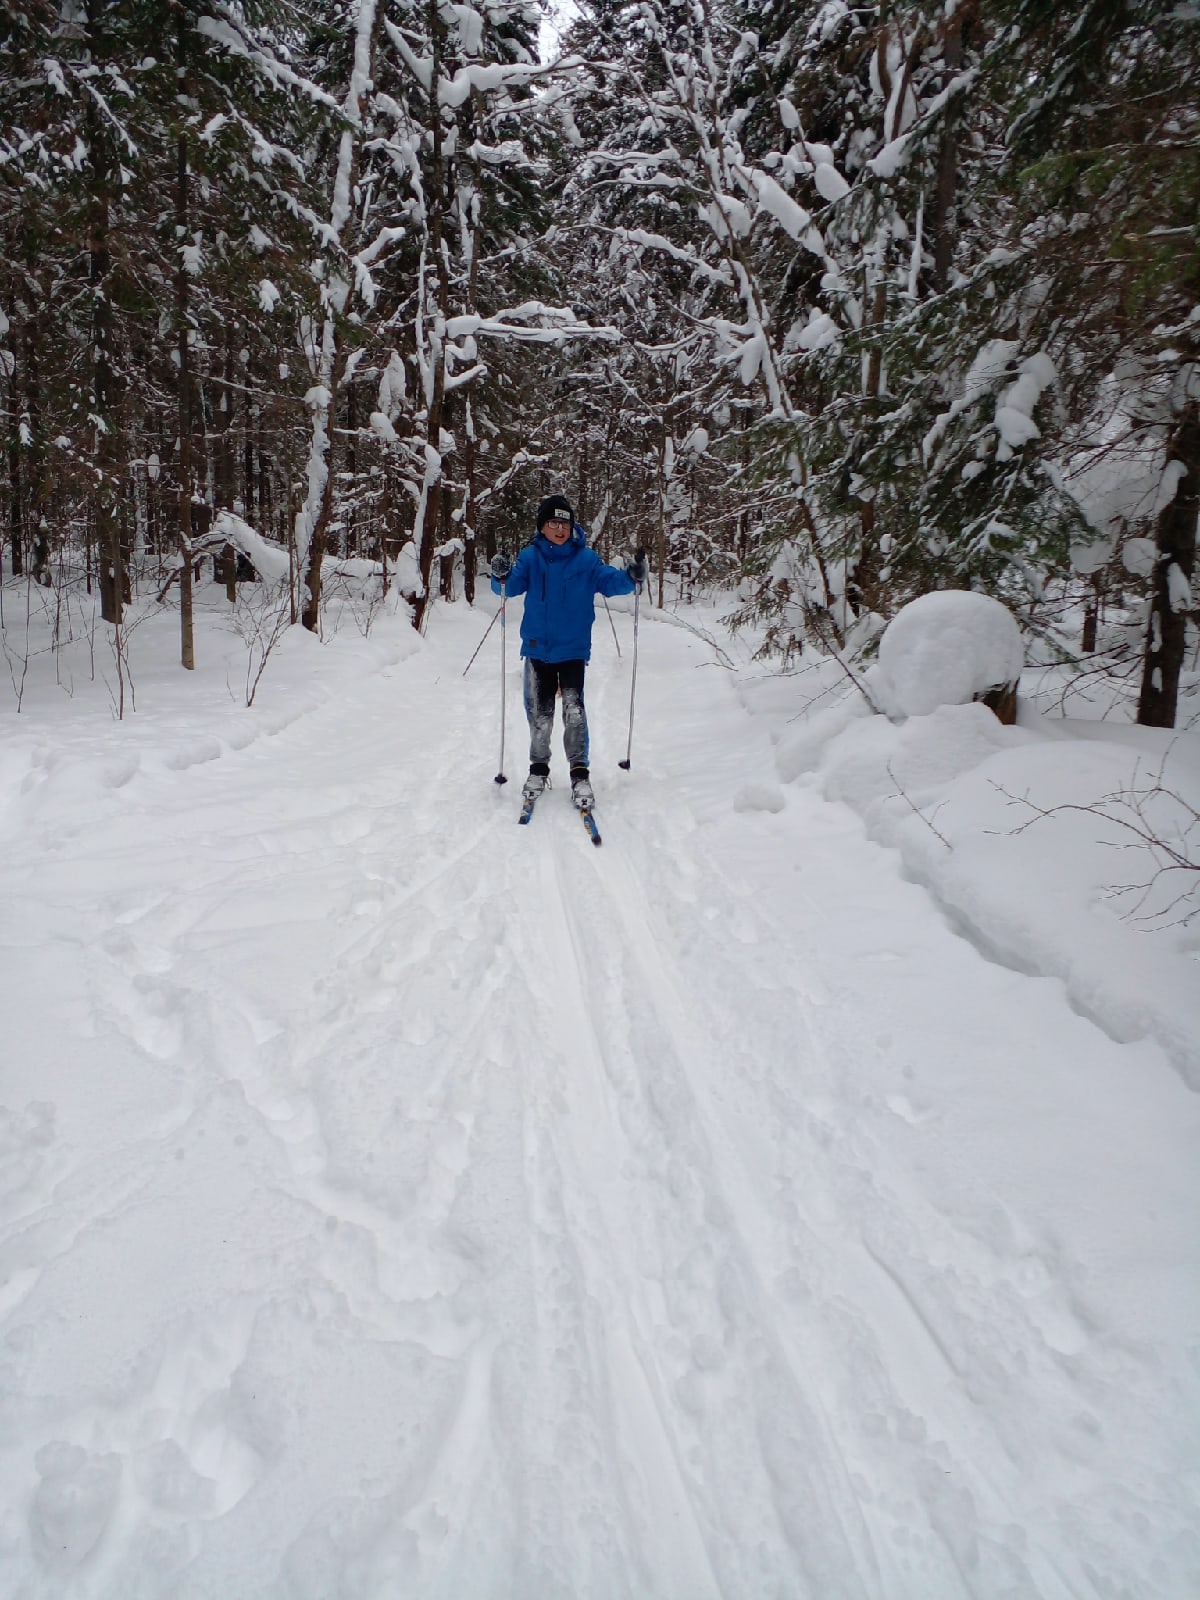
left=977, top=679, right=1019, bottom=725
left=873, top=590, right=1024, bottom=724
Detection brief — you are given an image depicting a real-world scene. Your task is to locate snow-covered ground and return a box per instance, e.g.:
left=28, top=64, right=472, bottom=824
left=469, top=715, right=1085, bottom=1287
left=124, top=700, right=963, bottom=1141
left=1, top=576, right=1198, bottom=1599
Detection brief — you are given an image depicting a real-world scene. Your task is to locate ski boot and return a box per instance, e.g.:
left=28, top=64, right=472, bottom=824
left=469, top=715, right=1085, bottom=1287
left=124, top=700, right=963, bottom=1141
left=570, top=769, right=595, bottom=811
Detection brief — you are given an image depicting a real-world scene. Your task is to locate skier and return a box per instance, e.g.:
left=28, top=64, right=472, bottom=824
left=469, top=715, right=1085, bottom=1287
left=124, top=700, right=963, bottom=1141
left=490, top=493, right=646, bottom=810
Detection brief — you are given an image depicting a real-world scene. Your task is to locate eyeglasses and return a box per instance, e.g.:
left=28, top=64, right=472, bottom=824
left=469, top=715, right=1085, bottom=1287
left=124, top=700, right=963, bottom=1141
left=547, top=515, right=570, bottom=526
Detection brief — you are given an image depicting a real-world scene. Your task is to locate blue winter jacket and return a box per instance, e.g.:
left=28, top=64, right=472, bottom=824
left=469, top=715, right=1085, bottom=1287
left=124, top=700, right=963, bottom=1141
left=491, top=526, right=635, bottom=663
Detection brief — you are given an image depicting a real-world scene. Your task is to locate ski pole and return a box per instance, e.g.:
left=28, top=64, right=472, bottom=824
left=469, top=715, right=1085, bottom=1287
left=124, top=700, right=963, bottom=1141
left=602, top=595, right=622, bottom=657
left=619, top=549, right=644, bottom=770
left=462, top=602, right=502, bottom=676
left=495, top=579, right=508, bottom=785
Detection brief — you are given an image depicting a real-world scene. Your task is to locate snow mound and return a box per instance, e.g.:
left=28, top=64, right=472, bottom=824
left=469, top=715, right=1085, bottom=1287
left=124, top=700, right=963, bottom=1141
left=877, top=590, right=1023, bottom=717
left=733, top=782, right=786, bottom=814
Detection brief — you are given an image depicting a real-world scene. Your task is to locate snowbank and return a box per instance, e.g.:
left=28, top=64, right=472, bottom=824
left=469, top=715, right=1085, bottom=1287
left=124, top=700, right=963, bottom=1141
left=760, top=653, right=1200, bottom=1088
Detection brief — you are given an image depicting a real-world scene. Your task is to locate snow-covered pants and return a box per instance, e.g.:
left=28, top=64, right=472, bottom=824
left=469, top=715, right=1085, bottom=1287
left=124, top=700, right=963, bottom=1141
left=524, top=657, right=589, bottom=775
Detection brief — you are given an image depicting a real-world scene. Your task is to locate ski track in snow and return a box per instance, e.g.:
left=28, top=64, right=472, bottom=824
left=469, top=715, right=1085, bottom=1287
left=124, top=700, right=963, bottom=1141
left=1, top=601, right=1197, bottom=1599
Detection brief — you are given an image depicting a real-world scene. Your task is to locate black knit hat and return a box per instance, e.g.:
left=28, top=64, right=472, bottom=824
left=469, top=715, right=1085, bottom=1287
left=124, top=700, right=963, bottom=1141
left=536, top=493, right=574, bottom=530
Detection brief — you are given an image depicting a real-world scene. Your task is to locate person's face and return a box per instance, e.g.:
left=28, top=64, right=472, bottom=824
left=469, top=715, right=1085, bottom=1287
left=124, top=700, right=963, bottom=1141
left=543, top=514, right=571, bottom=545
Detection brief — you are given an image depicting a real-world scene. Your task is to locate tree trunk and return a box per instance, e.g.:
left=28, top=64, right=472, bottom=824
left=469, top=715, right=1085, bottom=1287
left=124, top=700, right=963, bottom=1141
left=257, top=397, right=270, bottom=534
left=301, top=440, right=336, bottom=633
left=1081, top=571, right=1102, bottom=654
left=930, top=10, right=964, bottom=293
left=5, top=296, right=23, bottom=576
left=875, top=3, right=892, bottom=114
left=438, top=479, right=455, bottom=601
left=298, top=5, right=380, bottom=630
left=215, top=338, right=237, bottom=600
left=578, top=429, right=590, bottom=528
left=849, top=250, right=889, bottom=615
left=25, top=306, right=52, bottom=587
left=460, top=106, right=483, bottom=608
left=82, top=1, right=126, bottom=625
left=286, top=445, right=298, bottom=625
left=91, top=201, right=123, bottom=623
left=243, top=427, right=256, bottom=522
left=463, top=395, right=477, bottom=605
left=1137, top=398, right=1199, bottom=728
left=176, top=30, right=195, bottom=671
left=656, top=422, right=667, bottom=609
left=413, top=384, right=446, bottom=628
left=850, top=497, right=881, bottom=614
left=411, top=0, right=450, bottom=632
left=7, top=384, right=22, bottom=577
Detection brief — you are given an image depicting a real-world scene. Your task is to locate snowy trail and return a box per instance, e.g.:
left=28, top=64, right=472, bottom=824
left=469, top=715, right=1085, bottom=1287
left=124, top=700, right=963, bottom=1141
left=2, top=598, right=1197, bottom=1598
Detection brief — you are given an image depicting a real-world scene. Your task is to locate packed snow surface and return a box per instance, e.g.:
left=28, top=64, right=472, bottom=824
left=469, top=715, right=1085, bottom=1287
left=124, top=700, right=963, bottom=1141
left=1, top=581, right=1198, bottom=1599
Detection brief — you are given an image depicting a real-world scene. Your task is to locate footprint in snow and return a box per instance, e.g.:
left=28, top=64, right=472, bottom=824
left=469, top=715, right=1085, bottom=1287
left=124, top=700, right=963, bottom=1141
left=31, top=1442, right=122, bottom=1568
left=0, top=1101, right=58, bottom=1212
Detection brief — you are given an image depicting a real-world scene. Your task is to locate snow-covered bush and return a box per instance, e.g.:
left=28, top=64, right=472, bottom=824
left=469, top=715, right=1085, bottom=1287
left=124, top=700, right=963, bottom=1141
left=872, top=590, right=1023, bottom=718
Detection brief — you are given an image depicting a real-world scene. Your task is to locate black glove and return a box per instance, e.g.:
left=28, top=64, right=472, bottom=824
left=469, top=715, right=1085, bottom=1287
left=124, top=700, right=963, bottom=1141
left=490, top=552, right=511, bottom=582
left=627, top=548, right=647, bottom=585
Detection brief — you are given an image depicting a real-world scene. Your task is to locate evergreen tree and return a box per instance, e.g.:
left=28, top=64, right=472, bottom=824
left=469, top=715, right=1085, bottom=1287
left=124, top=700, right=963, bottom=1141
left=0, top=1, right=332, bottom=658
left=991, top=0, right=1199, bottom=726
